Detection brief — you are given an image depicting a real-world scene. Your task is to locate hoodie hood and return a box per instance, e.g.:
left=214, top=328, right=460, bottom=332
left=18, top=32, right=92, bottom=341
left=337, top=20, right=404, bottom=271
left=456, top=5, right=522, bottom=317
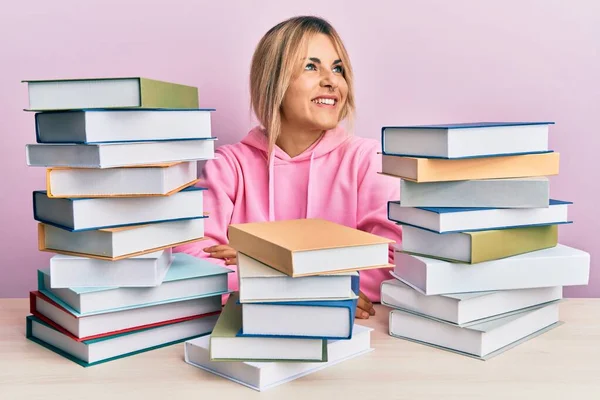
left=240, top=125, right=352, bottom=221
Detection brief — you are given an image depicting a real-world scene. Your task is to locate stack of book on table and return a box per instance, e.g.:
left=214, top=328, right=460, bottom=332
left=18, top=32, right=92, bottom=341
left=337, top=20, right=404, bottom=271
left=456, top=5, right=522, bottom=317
left=379, top=122, right=591, bottom=360
left=22, top=77, right=232, bottom=366
left=184, top=218, right=393, bottom=391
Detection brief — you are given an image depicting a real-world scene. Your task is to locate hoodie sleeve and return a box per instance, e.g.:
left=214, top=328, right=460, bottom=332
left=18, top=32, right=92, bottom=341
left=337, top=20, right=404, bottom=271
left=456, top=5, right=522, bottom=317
left=356, top=140, right=403, bottom=263
left=172, top=147, right=240, bottom=291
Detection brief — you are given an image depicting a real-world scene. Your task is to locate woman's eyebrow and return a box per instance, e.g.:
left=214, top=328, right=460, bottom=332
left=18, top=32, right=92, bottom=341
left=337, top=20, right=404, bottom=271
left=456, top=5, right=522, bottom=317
left=307, top=57, right=343, bottom=65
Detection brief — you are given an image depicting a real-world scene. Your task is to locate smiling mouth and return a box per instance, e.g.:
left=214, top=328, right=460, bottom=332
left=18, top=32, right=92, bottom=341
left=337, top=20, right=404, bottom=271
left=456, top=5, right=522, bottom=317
left=311, top=97, right=338, bottom=106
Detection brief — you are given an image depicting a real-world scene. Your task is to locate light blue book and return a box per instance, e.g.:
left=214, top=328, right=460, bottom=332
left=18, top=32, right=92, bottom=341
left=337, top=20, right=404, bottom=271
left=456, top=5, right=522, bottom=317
left=38, top=253, right=232, bottom=316
left=33, top=186, right=206, bottom=232
left=381, top=121, right=553, bottom=159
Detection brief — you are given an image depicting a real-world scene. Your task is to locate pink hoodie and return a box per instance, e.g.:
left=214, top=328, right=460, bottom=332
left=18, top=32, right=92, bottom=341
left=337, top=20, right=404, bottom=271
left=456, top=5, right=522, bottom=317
left=174, top=125, right=402, bottom=302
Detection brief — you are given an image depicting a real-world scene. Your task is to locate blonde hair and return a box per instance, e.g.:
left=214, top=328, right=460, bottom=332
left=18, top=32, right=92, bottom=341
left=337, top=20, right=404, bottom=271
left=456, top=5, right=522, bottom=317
left=249, top=16, right=355, bottom=157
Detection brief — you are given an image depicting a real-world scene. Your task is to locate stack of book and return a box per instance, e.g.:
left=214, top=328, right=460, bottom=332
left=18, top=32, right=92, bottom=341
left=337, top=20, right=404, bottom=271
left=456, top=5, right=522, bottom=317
left=379, top=122, right=591, bottom=360
left=22, top=77, right=232, bottom=366
left=184, top=218, right=392, bottom=391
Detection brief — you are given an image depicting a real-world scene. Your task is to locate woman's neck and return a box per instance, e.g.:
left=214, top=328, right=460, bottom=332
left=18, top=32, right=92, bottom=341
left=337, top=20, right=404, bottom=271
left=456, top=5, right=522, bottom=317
left=276, top=121, right=324, bottom=158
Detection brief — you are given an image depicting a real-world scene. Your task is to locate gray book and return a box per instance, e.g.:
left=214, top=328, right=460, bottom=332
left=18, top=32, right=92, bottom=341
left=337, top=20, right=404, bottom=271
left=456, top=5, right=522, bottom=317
left=399, top=177, right=550, bottom=208
left=389, top=301, right=562, bottom=360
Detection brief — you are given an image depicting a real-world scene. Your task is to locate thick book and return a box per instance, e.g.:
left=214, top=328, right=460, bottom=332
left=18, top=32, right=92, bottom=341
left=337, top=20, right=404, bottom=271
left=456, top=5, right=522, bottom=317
left=381, top=122, right=552, bottom=159
left=381, top=152, right=560, bottom=182
left=392, top=244, right=590, bottom=295
left=398, top=177, right=550, bottom=208
left=49, top=249, right=172, bottom=288
left=239, top=297, right=358, bottom=340
left=381, top=279, right=563, bottom=326
left=35, top=109, right=213, bottom=144
left=46, top=162, right=198, bottom=198
left=388, top=199, right=570, bottom=233
left=228, top=218, right=393, bottom=277
left=34, top=186, right=206, bottom=231
left=30, top=290, right=221, bottom=339
left=38, top=217, right=206, bottom=260
left=38, top=252, right=231, bottom=315
left=23, top=77, right=199, bottom=111
left=26, top=138, right=215, bottom=168
left=389, top=302, right=561, bottom=360
left=26, top=313, right=217, bottom=367
left=400, top=224, right=559, bottom=263
left=210, top=292, right=327, bottom=362
left=184, top=324, right=373, bottom=391
left=237, top=252, right=358, bottom=303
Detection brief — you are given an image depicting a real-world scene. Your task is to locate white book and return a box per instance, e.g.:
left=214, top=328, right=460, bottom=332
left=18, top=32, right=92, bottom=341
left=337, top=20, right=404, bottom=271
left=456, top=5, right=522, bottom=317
left=240, top=298, right=356, bottom=339
left=381, top=279, right=563, bottom=326
left=382, top=122, right=551, bottom=159
left=27, top=313, right=218, bottom=367
left=184, top=324, right=373, bottom=391
left=34, top=186, right=205, bottom=231
left=35, top=109, right=212, bottom=143
left=389, top=302, right=561, bottom=360
left=388, top=199, right=570, bottom=233
left=49, top=249, right=173, bottom=288
left=237, top=253, right=358, bottom=303
left=399, top=177, right=550, bottom=208
left=34, top=291, right=221, bottom=338
left=392, top=245, right=590, bottom=295
left=40, top=218, right=205, bottom=260
left=38, top=253, right=232, bottom=315
left=46, top=161, right=198, bottom=198
left=26, top=139, right=215, bottom=168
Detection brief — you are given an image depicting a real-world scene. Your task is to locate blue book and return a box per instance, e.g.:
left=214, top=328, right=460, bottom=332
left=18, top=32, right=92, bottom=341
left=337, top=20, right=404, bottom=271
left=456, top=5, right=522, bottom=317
left=26, top=313, right=217, bottom=367
left=33, top=186, right=206, bottom=232
left=381, top=121, right=553, bottom=159
left=388, top=199, right=572, bottom=234
left=38, top=253, right=232, bottom=316
left=237, top=297, right=359, bottom=340
left=35, top=108, right=215, bottom=144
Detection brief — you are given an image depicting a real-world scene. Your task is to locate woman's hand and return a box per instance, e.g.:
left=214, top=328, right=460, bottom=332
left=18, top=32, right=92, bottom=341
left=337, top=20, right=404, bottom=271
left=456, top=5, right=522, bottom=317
left=356, top=291, right=376, bottom=319
left=203, top=244, right=237, bottom=266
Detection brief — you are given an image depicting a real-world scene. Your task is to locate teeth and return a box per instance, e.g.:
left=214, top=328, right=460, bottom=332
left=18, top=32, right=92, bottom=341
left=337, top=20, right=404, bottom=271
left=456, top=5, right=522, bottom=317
left=312, top=98, right=336, bottom=105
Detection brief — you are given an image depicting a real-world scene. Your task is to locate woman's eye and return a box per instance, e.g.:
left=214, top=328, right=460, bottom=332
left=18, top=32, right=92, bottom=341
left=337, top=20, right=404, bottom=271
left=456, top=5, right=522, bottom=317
left=305, top=63, right=317, bottom=71
left=333, top=65, right=343, bottom=74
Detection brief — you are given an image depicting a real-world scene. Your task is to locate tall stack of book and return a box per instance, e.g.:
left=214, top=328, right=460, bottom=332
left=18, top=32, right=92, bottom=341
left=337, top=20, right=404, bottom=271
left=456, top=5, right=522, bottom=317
left=379, top=122, right=591, bottom=360
left=184, top=218, right=391, bottom=391
left=22, top=77, right=232, bottom=367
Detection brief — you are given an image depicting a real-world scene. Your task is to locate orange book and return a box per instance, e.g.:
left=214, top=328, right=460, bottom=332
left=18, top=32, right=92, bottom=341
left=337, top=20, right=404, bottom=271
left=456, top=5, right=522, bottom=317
left=228, top=218, right=393, bottom=277
left=381, top=152, right=559, bottom=183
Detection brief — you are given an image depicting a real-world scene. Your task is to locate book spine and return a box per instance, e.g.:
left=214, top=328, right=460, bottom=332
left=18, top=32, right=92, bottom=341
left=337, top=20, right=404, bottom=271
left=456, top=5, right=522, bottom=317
left=418, top=153, right=560, bottom=182
left=470, top=225, right=559, bottom=263
left=139, top=78, right=199, bottom=109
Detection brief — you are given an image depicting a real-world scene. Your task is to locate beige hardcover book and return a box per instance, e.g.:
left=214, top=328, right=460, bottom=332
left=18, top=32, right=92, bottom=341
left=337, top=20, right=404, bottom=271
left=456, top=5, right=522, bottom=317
left=228, top=219, right=393, bottom=277
left=381, top=152, right=560, bottom=182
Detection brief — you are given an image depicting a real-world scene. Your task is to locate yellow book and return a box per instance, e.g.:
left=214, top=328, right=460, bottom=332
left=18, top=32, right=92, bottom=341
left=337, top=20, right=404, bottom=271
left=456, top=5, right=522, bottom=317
left=381, top=152, right=559, bottom=182
left=228, top=219, right=394, bottom=277
left=401, top=224, right=559, bottom=264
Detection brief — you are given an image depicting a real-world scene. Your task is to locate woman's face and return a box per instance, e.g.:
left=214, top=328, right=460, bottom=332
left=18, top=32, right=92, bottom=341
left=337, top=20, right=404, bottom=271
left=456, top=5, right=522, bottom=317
left=281, top=33, right=348, bottom=132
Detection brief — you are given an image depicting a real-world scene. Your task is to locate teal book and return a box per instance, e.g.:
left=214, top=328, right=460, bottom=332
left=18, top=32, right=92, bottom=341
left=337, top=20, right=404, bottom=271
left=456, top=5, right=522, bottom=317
left=26, top=313, right=217, bottom=367
left=38, top=252, right=232, bottom=316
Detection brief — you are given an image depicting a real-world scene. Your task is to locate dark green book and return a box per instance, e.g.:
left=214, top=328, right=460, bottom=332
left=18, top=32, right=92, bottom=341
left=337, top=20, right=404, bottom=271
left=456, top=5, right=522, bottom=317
left=210, top=292, right=327, bottom=362
left=23, top=77, right=199, bottom=110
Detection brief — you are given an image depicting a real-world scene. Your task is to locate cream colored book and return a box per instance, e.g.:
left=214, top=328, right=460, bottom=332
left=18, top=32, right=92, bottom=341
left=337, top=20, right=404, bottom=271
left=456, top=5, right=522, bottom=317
left=228, top=219, right=393, bottom=277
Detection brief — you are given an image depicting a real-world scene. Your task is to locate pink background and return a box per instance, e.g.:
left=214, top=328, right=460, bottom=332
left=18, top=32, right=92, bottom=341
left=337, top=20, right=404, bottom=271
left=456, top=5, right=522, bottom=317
left=0, top=0, right=598, bottom=298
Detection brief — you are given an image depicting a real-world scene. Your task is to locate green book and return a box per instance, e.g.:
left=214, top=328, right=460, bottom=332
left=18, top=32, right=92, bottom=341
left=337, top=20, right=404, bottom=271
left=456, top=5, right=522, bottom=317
left=23, top=77, right=199, bottom=110
left=210, top=292, right=327, bottom=362
left=401, top=224, right=559, bottom=264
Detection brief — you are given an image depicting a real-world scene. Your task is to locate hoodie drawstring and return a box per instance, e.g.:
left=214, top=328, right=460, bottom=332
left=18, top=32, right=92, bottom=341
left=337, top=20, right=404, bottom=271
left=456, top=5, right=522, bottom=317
left=268, top=151, right=275, bottom=221
left=267, top=150, right=316, bottom=221
left=306, top=151, right=315, bottom=219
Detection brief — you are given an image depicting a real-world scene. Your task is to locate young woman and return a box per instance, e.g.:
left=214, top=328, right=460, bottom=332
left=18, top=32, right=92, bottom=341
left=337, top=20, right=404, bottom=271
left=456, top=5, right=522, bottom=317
left=175, top=16, right=402, bottom=319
